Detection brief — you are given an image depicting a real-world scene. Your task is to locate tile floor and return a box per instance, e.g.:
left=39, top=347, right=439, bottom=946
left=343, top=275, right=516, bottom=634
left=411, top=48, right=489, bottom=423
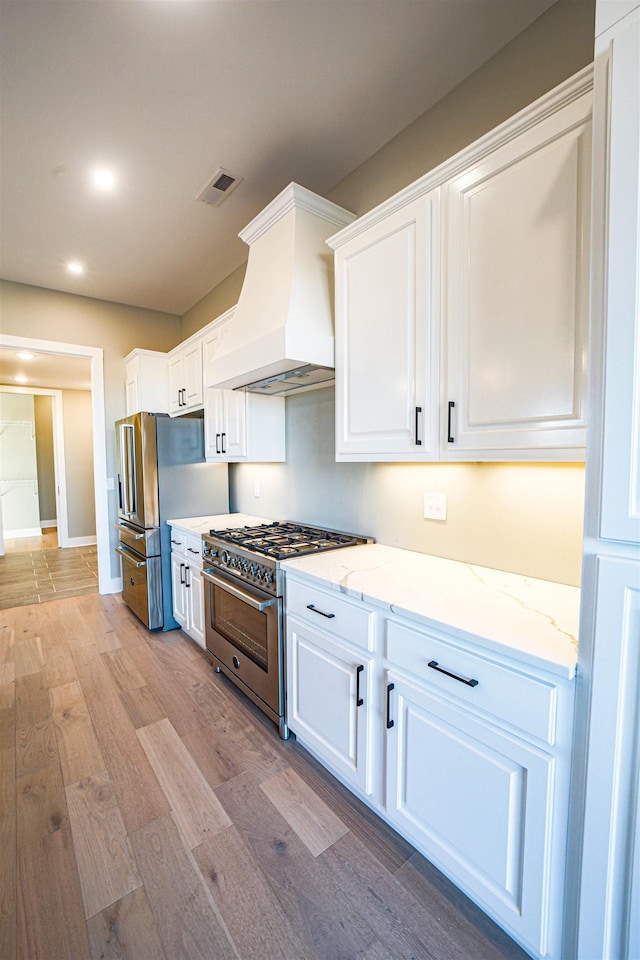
left=0, top=529, right=98, bottom=609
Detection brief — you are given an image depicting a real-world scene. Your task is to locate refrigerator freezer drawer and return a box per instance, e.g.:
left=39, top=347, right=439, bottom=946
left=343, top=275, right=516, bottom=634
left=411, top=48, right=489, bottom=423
left=118, top=546, right=163, bottom=629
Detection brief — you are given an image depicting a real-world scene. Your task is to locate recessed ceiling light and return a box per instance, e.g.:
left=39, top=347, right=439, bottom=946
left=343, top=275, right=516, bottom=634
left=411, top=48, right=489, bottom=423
left=17, top=352, right=35, bottom=360
left=14, top=375, right=28, bottom=384
left=91, top=166, right=117, bottom=192
left=67, top=261, right=85, bottom=275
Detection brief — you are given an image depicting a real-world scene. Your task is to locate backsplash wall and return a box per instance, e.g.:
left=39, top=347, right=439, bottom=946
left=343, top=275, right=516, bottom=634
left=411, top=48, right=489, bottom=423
left=229, top=387, right=585, bottom=587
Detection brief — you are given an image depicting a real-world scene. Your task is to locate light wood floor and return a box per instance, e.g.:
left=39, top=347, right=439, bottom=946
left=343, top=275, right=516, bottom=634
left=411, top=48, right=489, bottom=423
left=0, top=593, right=531, bottom=960
left=0, top=529, right=98, bottom=609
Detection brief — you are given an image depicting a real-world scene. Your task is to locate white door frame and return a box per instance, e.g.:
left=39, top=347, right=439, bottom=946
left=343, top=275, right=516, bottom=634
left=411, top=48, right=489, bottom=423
left=0, top=384, right=70, bottom=545
left=0, top=333, right=111, bottom=594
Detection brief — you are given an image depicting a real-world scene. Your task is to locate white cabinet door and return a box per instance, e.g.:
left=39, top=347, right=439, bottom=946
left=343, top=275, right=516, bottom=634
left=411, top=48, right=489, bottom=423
left=187, top=564, right=205, bottom=649
left=596, top=11, right=640, bottom=543
left=221, top=390, right=247, bottom=459
left=168, top=353, right=184, bottom=415
left=124, top=350, right=169, bottom=415
left=183, top=340, right=203, bottom=409
left=204, top=388, right=226, bottom=459
left=334, top=192, right=440, bottom=461
left=170, top=552, right=187, bottom=629
left=385, top=672, right=557, bottom=958
left=445, top=92, right=592, bottom=460
left=169, top=341, right=204, bottom=415
left=287, top=615, right=373, bottom=796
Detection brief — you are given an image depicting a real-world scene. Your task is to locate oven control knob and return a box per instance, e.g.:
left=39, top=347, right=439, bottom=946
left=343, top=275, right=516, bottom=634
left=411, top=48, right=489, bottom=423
left=221, top=550, right=231, bottom=565
left=264, top=570, right=273, bottom=584
left=232, top=655, right=240, bottom=669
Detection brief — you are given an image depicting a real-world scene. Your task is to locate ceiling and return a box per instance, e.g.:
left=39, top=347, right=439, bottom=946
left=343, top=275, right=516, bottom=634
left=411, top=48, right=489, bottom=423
left=0, top=348, right=92, bottom=391
left=0, top=0, right=557, bottom=319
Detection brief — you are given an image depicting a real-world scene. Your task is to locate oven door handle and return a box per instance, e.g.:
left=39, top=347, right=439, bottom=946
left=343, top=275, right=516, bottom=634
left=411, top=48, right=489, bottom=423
left=202, top=568, right=277, bottom=611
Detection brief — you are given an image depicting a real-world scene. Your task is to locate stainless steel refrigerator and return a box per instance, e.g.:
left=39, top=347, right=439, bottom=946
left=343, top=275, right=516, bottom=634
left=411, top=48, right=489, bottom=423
left=115, top=412, right=228, bottom=629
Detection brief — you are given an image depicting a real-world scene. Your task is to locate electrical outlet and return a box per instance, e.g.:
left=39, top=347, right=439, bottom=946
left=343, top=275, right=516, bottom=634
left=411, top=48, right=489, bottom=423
left=106, top=477, right=115, bottom=491
left=254, top=480, right=261, bottom=498
left=424, top=492, right=447, bottom=521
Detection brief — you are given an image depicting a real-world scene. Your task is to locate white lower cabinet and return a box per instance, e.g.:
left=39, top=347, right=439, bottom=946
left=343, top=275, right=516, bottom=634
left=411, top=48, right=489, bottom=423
left=170, top=530, right=205, bottom=648
left=287, top=616, right=374, bottom=796
left=384, top=672, right=558, bottom=958
left=284, top=570, right=574, bottom=960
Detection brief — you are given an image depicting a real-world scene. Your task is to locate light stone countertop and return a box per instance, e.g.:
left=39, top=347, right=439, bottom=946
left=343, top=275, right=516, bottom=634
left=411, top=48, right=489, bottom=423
left=281, top=543, right=580, bottom=679
left=166, top=513, right=273, bottom=535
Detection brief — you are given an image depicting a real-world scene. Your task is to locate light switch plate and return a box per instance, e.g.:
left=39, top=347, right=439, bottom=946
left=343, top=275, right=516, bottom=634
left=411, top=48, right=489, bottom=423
left=424, top=492, right=447, bottom=520
left=254, top=480, right=261, bottom=498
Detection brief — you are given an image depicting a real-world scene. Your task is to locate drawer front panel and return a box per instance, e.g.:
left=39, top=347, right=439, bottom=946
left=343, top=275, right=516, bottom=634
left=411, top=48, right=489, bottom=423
left=184, top=533, right=203, bottom=566
left=385, top=619, right=557, bottom=744
left=286, top=578, right=374, bottom=652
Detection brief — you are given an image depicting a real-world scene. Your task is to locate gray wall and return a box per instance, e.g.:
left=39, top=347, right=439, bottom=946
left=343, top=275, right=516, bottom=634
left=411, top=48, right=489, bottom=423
left=34, top=395, right=56, bottom=525
left=230, top=388, right=585, bottom=586
left=62, top=390, right=95, bottom=539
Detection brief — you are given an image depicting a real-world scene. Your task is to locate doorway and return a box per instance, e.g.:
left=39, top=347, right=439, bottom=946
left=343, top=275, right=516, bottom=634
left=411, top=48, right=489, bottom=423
left=0, top=385, right=71, bottom=551
left=0, top=333, right=111, bottom=594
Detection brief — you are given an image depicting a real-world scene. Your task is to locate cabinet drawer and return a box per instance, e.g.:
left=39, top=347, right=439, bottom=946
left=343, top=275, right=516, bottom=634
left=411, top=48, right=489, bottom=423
left=286, top=578, right=374, bottom=652
left=385, top=619, right=558, bottom=744
left=184, top=533, right=203, bottom=566
left=168, top=530, right=203, bottom=566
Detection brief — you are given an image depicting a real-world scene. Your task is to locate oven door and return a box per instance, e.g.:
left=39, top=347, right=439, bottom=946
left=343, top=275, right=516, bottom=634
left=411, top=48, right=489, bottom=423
left=202, top=567, right=283, bottom=717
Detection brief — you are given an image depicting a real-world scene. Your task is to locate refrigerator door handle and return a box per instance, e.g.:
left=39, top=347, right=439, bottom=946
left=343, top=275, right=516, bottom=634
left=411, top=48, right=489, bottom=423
left=119, top=422, right=136, bottom=516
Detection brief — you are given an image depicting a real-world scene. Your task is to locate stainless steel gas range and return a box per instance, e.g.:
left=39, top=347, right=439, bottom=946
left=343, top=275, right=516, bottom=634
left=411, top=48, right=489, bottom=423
left=201, top=522, right=371, bottom=738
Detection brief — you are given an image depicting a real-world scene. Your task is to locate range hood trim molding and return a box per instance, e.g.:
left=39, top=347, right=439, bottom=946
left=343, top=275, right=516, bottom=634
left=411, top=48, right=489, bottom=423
left=240, top=182, right=356, bottom=246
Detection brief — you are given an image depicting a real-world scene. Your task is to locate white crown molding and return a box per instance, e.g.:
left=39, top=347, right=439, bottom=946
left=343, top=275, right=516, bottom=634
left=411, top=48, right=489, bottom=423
left=327, top=64, right=594, bottom=250
left=240, top=182, right=356, bottom=246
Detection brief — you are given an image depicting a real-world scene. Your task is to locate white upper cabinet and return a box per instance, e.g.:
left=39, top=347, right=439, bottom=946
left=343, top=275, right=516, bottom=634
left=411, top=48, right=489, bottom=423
left=203, top=305, right=285, bottom=462
left=328, top=66, right=593, bottom=463
left=445, top=91, right=592, bottom=460
left=124, top=349, right=169, bottom=415
left=333, top=193, right=441, bottom=461
left=168, top=336, right=204, bottom=415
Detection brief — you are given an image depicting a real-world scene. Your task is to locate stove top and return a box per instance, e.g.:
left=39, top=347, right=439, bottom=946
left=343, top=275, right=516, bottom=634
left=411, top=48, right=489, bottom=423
left=202, top=522, right=371, bottom=595
left=208, top=522, right=362, bottom=560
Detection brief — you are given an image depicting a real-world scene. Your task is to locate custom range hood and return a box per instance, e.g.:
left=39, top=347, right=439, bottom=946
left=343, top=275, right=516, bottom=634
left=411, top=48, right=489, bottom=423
left=207, top=183, right=355, bottom=395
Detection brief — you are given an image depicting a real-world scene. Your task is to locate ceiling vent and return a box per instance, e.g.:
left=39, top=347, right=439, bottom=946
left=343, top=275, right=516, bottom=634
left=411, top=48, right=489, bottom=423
left=196, top=167, right=242, bottom=206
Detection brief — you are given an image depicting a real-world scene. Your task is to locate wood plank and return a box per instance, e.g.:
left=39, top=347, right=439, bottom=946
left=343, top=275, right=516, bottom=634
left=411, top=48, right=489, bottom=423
left=86, top=886, right=167, bottom=960
left=286, top=738, right=416, bottom=873
left=395, top=851, right=532, bottom=960
left=94, top=629, right=122, bottom=654
left=14, top=673, right=51, bottom=728
left=17, top=821, right=91, bottom=960
left=260, top=766, right=349, bottom=857
left=117, top=621, right=209, bottom=736
left=131, top=812, right=238, bottom=960
left=181, top=723, right=245, bottom=790
left=16, top=763, right=67, bottom=850
left=13, top=636, right=43, bottom=679
left=214, top=771, right=387, bottom=960
left=78, top=653, right=170, bottom=833
left=65, top=769, right=142, bottom=919
left=0, top=747, right=16, bottom=960
left=102, top=646, right=146, bottom=693
left=41, top=633, right=77, bottom=690
left=119, top=684, right=166, bottom=730
left=15, top=718, right=58, bottom=778
left=136, top=717, right=231, bottom=848
left=0, top=706, right=15, bottom=751
left=193, top=825, right=316, bottom=960
left=51, top=680, right=106, bottom=785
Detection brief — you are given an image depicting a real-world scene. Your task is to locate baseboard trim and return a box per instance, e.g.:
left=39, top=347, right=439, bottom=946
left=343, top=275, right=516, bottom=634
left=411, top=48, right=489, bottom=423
left=66, top=536, right=97, bottom=548
left=4, top=526, right=42, bottom=538
left=40, top=520, right=57, bottom=529
left=100, top=575, right=123, bottom=595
